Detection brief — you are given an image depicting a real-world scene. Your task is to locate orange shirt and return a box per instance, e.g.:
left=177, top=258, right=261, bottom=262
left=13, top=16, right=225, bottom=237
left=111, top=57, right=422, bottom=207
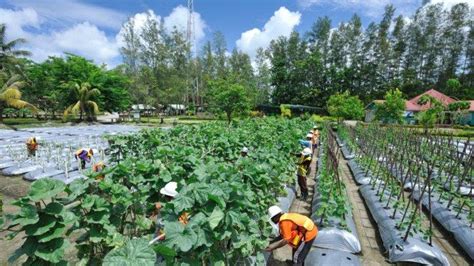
left=279, top=220, right=318, bottom=248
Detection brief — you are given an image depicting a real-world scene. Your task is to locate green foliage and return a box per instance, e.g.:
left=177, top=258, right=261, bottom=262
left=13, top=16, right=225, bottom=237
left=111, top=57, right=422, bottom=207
left=375, top=89, right=406, bottom=124
left=280, top=104, right=292, bottom=118
left=207, top=79, right=250, bottom=123
left=327, top=91, right=364, bottom=121
left=6, top=179, right=75, bottom=265
left=103, top=238, right=156, bottom=266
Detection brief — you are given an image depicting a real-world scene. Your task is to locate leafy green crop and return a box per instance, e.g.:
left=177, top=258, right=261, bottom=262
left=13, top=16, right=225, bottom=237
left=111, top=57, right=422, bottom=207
left=4, top=117, right=312, bottom=265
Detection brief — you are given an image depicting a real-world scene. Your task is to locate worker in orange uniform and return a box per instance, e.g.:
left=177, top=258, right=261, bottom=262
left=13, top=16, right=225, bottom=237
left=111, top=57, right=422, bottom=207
left=92, top=161, right=106, bottom=180
left=265, top=205, right=318, bottom=265
left=150, top=182, right=189, bottom=244
left=26, top=137, right=39, bottom=157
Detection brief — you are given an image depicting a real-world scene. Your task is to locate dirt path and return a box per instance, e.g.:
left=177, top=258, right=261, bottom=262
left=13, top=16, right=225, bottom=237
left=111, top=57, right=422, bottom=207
left=339, top=158, right=391, bottom=265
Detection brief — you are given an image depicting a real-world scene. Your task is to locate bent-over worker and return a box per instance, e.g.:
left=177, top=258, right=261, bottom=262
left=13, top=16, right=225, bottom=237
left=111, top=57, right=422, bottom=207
left=92, top=161, right=106, bottom=180
left=75, top=148, right=96, bottom=170
left=26, top=137, right=39, bottom=157
left=265, top=205, right=318, bottom=265
left=152, top=182, right=189, bottom=243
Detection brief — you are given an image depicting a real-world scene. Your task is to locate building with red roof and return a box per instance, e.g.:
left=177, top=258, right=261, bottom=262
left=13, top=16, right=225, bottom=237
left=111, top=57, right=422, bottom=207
left=365, top=89, right=474, bottom=125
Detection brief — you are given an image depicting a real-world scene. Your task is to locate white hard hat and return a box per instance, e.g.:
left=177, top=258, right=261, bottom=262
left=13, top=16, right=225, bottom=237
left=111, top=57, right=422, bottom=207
left=306, top=133, right=313, bottom=138
left=160, top=181, right=178, bottom=198
left=241, top=147, right=249, bottom=153
left=313, top=125, right=318, bottom=129
left=268, top=205, right=282, bottom=219
left=303, top=148, right=312, bottom=156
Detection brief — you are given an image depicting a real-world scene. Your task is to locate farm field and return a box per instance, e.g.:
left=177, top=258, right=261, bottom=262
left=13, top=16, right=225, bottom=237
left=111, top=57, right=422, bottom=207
left=0, top=119, right=472, bottom=265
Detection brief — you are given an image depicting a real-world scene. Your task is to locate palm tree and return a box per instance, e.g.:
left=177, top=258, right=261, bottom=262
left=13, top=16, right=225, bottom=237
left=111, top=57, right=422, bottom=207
left=0, top=72, right=37, bottom=121
left=64, top=82, right=101, bottom=121
left=0, top=24, right=31, bottom=72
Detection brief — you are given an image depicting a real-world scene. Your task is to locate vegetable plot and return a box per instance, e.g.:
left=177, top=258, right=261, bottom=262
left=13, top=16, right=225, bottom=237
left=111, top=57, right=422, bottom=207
left=307, top=124, right=361, bottom=265
left=3, top=118, right=312, bottom=265
left=345, top=124, right=472, bottom=264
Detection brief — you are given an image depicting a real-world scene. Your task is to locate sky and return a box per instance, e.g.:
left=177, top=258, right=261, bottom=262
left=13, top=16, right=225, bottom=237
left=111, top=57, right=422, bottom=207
left=0, top=0, right=471, bottom=67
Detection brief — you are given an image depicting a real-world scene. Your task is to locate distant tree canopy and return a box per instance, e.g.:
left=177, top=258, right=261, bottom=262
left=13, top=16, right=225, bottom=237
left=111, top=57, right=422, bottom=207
left=207, top=79, right=250, bottom=123
left=1, top=2, right=472, bottom=120
left=24, top=54, right=131, bottom=119
left=375, top=89, right=406, bottom=124
left=327, top=91, right=365, bottom=121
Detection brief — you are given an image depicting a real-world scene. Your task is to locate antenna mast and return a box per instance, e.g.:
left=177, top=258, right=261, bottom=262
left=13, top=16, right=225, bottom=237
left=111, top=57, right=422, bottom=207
left=186, top=0, right=200, bottom=109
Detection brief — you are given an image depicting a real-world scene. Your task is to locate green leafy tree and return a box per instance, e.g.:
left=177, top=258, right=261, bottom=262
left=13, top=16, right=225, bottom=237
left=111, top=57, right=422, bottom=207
left=375, top=89, right=406, bottom=124
left=447, top=101, right=470, bottom=125
left=63, top=82, right=100, bottom=121
left=327, top=91, right=364, bottom=122
left=207, top=79, right=250, bottom=123
left=0, top=72, right=36, bottom=121
left=0, top=24, right=31, bottom=72
left=416, top=94, right=445, bottom=131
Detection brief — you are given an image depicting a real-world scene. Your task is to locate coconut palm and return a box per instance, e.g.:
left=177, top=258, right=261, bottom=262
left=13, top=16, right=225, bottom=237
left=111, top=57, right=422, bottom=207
left=0, top=24, right=31, bottom=72
left=0, top=72, right=37, bottom=121
left=64, top=82, right=101, bottom=121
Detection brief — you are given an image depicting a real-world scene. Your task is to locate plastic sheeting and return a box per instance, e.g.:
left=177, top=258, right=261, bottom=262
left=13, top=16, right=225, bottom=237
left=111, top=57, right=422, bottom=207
left=341, top=145, right=355, bottom=160
left=24, top=168, right=64, bottom=181
left=277, top=186, right=296, bottom=213
left=360, top=185, right=450, bottom=266
left=412, top=190, right=474, bottom=260
left=347, top=160, right=371, bottom=185
left=305, top=248, right=361, bottom=266
left=50, top=171, right=85, bottom=184
left=310, top=152, right=361, bottom=254
left=2, top=164, right=42, bottom=176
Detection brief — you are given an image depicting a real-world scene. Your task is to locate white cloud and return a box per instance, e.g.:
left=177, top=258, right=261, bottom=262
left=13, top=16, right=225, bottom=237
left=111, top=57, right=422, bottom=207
left=6, top=0, right=126, bottom=29
left=0, top=7, right=40, bottom=40
left=116, top=10, right=161, bottom=48
left=236, top=7, right=301, bottom=58
left=163, top=5, right=206, bottom=43
left=1, top=5, right=208, bottom=68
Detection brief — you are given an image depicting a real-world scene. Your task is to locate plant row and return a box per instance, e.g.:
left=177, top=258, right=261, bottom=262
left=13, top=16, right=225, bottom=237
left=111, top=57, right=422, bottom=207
left=2, top=117, right=312, bottom=265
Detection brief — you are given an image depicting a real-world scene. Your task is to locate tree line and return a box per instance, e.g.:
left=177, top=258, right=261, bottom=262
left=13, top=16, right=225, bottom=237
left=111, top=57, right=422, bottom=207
left=1, top=2, right=472, bottom=122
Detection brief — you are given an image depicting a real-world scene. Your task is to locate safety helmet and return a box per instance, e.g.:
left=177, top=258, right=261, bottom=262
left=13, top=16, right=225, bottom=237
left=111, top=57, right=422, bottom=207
left=241, top=147, right=249, bottom=153
left=306, top=133, right=313, bottom=138
left=303, top=148, right=312, bottom=156
left=160, top=181, right=178, bottom=198
left=313, top=125, right=318, bottom=129
left=268, top=205, right=282, bottom=219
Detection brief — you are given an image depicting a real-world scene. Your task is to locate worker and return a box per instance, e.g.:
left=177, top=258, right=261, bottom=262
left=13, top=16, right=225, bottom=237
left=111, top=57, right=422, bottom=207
left=312, top=126, right=320, bottom=149
left=265, top=205, right=318, bottom=265
left=296, top=148, right=312, bottom=200
left=241, top=147, right=249, bottom=157
left=75, top=148, right=96, bottom=170
left=298, top=133, right=313, bottom=149
left=26, top=137, right=39, bottom=157
left=92, top=161, right=106, bottom=180
left=151, top=182, right=189, bottom=243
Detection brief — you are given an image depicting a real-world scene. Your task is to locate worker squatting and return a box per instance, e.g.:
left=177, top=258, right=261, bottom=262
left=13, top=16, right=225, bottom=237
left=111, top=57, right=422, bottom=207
left=25, top=125, right=321, bottom=265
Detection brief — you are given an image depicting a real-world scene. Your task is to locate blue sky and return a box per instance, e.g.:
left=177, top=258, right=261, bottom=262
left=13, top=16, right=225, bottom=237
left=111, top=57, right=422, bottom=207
left=0, top=0, right=468, bottom=67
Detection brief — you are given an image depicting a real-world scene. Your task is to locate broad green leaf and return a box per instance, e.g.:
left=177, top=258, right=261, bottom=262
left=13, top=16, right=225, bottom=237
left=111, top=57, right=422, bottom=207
left=152, top=244, right=176, bottom=257
left=28, top=179, right=65, bottom=201
left=25, top=215, right=56, bottom=236
left=44, top=202, right=64, bottom=215
left=12, top=204, right=39, bottom=226
left=34, top=238, right=70, bottom=263
left=103, top=238, right=155, bottom=266
left=38, top=224, right=66, bottom=242
left=172, top=194, right=195, bottom=213
left=208, top=207, right=224, bottom=230
left=208, top=194, right=225, bottom=209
